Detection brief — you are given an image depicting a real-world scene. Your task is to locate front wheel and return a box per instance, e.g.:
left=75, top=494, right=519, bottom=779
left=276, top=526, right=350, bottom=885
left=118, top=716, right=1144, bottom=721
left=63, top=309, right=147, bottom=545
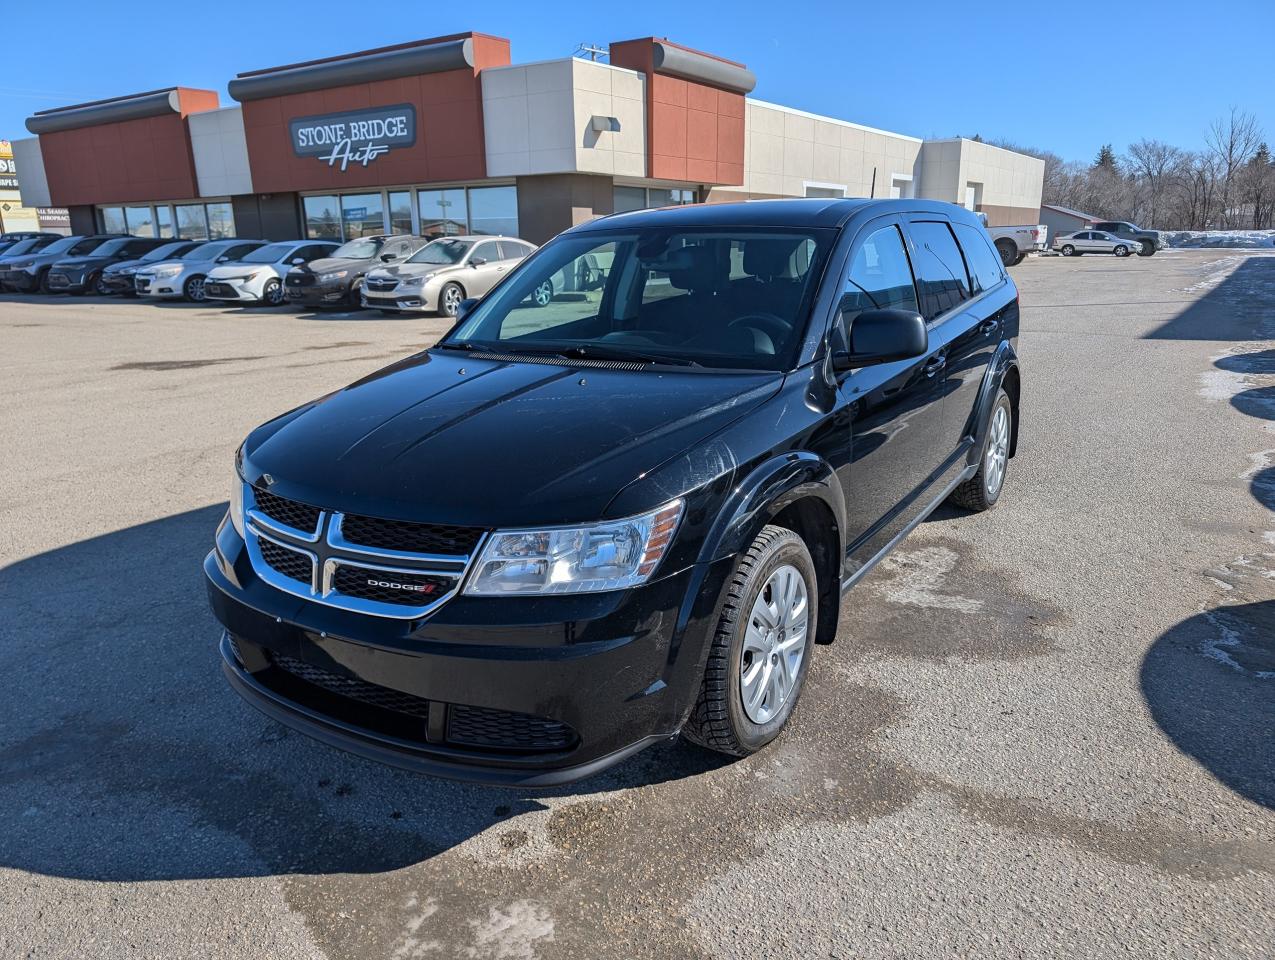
left=439, top=282, right=464, bottom=318
left=682, top=525, right=816, bottom=757
left=1060, top=244, right=1075, bottom=257
left=183, top=274, right=207, bottom=302
left=262, top=278, right=285, bottom=305
left=1113, top=244, right=1130, bottom=258
left=95, top=274, right=111, bottom=296
left=531, top=278, right=554, bottom=307
left=1137, top=240, right=1156, bottom=257
left=346, top=277, right=363, bottom=308
left=949, top=388, right=1013, bottom=512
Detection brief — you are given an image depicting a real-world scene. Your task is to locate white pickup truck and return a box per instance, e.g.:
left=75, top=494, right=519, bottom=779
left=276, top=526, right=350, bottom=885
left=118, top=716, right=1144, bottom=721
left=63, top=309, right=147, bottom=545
left=980, top=218, right=1047, bottom=267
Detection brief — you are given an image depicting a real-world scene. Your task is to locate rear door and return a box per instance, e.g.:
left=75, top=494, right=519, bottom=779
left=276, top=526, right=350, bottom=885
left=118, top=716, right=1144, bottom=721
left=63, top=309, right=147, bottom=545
left=834, top=218, right=948, bottom=569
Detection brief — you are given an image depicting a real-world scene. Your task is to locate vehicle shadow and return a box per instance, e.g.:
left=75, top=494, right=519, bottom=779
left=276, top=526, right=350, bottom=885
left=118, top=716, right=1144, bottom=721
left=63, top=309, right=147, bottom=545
left=1215, top=349, right=1275, bottom=375
left=0, top=506, right=728, bottom=883
left=1251, top=466, right=1275, bottom=509
left=1139, top=600, right=1275, bottom=810
left=1144, top=256, right=1275, bottom=341
left=1232, top=386, right=1275, bottom=421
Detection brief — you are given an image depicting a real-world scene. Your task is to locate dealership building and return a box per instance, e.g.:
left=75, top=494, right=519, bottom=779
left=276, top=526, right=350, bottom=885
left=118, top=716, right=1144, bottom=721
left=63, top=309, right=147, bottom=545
left=12, top=32, right=1044, bottom=246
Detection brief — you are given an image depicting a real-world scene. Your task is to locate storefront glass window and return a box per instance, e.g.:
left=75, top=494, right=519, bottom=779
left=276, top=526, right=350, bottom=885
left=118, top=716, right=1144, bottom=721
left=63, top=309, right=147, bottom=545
left=155, top=205, right=174, bottom=238
left=99, top=206, right=126, bottom=234
left=389, top=191, right=413, bottom=235
left=124, top=206, right=155, bottom=237
left=468, top=185, right=518, bottom=236
left=304, top=196, right=341, bottom=239
left=175, top=204, right=209, bottom=240
left=418, top=189, right=468, bottom=237
left=206, top=202, right=234, bottom=239
left=341, top=193, right=384, bottom=239
left=613, top=186, right=645, bottom=214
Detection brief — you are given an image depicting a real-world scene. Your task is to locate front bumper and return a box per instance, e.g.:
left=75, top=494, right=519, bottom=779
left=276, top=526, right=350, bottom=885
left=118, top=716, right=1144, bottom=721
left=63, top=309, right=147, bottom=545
left=1, top=269, right=39, bottom=291
left=361, top=286, right=432, bottom=312
left=205, top=278, right=258, bottom=302
left=101, top=273, right=137, bottom=294
left=285, top=279, right=350, bottom=306
left=135, top=274, right=184, bottom=298
left=47, top=269, right=89, bottom=292
left=205, top=518, right=731, bottom=785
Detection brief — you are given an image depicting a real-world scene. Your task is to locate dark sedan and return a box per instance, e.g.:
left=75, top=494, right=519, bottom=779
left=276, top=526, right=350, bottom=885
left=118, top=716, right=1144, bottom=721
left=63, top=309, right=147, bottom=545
left=284, top=234, right=425, bottom=309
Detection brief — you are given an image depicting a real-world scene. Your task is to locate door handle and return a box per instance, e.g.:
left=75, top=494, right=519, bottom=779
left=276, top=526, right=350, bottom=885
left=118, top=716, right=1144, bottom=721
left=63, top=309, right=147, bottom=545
left=923, top=355, right=946, bottom=377
left=979, top=318, right=999, bottom=336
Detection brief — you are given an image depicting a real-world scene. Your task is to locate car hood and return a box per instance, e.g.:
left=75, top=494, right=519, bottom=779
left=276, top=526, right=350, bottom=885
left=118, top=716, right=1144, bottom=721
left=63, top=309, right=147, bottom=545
left=104, top=257, right=147, bottom=274
left=52, top=255, right=114, bottom=270
left=208, top=261, right=280, bottom=279
left=242, top=351, right=781, bottom=528
left=138, top=258, right=203, bottom=275
left=302, top=256, right=378, bottom=275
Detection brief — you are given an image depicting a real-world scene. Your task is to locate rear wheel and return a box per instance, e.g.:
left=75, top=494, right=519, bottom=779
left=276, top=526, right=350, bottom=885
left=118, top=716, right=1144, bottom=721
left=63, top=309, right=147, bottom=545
left=995, top=240, right=1018, bottom=267
left=682, top=525, right=816, bottom=757
left=183, top=274, right=207, bottom=302
left=949, top=388, right=1012, bottom=512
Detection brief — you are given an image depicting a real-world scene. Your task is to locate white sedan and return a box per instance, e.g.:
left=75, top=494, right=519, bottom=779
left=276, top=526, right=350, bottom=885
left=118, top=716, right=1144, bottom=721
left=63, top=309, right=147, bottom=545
left=134, top=239, right=269, bottom=301
left=204, top=240, right=339, bottom=305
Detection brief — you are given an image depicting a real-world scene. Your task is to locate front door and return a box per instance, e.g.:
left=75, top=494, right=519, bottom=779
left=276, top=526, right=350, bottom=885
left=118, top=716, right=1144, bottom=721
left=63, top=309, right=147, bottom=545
left=464, top=240, right=505, bottom=297
left=833, top=219, right=948, bottom=573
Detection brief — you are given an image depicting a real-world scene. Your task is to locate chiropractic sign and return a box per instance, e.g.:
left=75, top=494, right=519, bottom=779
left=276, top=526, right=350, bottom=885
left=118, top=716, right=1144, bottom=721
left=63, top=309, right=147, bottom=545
left=288, top=104, right=417, bottom=171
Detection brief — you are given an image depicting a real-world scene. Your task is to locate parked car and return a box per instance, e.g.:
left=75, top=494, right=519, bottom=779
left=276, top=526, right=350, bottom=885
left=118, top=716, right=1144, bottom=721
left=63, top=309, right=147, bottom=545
left=206, top=198, right=1022, bottom=785
left=134, top=239, right=269, bottom=302
left=0, top=234, right=128, bottom=293
left=204, top=240, right=340, bottom=306
left=99, top=240, right=205, bottom=295
left=0, top=234, right=65, bottom=272
left=985, top=222, right=1047, bottom=266
left=284, top=234, right=425, bottom=309
left=0, top=230, right=60, bottom=248
left=361, top=236, right=538, bottom=316
left=46, top=236, right=172, bottom=294
left=1087, top=220, right=1164, bottom=256
left=1053, top=230, right=1137, bottom=257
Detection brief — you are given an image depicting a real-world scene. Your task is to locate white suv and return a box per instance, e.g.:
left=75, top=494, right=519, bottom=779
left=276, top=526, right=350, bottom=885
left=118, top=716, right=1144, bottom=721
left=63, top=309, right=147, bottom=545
left=135, top=239, right=268, bottom=302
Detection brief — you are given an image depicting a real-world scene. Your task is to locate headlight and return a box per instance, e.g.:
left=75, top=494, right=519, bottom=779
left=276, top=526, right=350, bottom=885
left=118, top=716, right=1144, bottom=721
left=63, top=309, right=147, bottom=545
left=152, top=265, right=182, bottom=278
left=464, top=500, right=683, bottom=595
left=229, top=474, right=245, bottom=538
left=400, top=275, right=428, bottom=287
left=318, top=270, right=348, bottom=282
left=10, top=260, right=33, bottom=270
left=119, top=267, right=137, bottom=276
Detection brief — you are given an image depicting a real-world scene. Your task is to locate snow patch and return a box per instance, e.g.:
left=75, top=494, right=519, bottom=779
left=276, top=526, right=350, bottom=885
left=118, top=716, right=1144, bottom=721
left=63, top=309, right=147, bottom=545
left=1163, top=230, right=1275, bottom=249
left=874, top=546, right=983, bottom=613
left=1198, top=367, right=1250, bottom=402
left=466, top=901, right=554, bottom=960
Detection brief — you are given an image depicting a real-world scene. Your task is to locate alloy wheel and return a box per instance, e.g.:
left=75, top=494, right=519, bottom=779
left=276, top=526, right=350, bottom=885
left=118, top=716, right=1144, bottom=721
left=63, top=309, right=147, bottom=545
left=188, top=277, right=206, bottom=302
left=985, top=404, right=1010, bottom=497
left=533, top=280, right=553, bottom=306
left=442, top=285, right=462, bottom=317
left=264, top=280, right=285, bottom=305
left=740, top=564, right=809, bottom=724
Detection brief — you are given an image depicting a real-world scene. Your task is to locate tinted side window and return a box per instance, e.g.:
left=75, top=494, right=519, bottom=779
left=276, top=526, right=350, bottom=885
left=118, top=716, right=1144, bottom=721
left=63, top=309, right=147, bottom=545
left=471, top=242, right=500, bottom=263
left=498, top=241, right=531, bottom=260
left=952, top=223, right=1005, bottom=294
left=840, top=225, right=919, bottom=327
left=224, top=243, right=263, bottom=260
left=908, top=221, right=971, bottom=320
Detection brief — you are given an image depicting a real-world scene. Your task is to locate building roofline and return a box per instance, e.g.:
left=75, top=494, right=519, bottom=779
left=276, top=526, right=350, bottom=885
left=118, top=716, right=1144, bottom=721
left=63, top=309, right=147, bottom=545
left=745, top=98, right=924, bottom=143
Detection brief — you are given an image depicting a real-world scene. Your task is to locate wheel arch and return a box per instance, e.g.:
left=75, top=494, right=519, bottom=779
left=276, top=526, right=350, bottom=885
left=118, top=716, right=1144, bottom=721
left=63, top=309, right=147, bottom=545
left=701, top=452, right=846, bottom=645
left=971, top=342, right=1021, bottom=462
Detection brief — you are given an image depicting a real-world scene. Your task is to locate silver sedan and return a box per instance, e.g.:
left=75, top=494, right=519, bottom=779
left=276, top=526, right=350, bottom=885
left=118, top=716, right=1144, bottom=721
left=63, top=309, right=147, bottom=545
left=1052, top=230, right=1138, bottom=258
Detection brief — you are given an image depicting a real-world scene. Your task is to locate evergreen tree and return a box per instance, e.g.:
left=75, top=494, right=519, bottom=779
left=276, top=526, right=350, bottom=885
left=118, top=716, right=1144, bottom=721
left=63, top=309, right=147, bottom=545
left=1093, top=144, right=1118, bottom=171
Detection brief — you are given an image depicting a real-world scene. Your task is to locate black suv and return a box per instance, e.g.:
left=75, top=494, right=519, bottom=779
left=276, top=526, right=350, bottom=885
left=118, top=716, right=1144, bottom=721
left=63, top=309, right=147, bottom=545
left=207, top=199, right=1021, bottom=785
left=284, top=234, right=425, bottom=309
left=47, top=236, right=172, bottom=294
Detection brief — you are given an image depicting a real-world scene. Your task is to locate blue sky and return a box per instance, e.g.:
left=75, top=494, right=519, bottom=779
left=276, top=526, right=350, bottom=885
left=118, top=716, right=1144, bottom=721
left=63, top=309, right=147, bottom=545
left=3, top=0, right=1272, bottom=162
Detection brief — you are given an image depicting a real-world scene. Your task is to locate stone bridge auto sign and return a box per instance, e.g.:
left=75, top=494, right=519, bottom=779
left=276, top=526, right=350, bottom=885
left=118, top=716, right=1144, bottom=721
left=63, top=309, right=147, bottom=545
left=289, top=105, right=417, bottom=171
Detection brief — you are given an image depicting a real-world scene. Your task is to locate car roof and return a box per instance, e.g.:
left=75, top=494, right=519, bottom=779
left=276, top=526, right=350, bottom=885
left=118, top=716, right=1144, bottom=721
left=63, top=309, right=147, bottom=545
left=570, top=197, right=979, bottom=234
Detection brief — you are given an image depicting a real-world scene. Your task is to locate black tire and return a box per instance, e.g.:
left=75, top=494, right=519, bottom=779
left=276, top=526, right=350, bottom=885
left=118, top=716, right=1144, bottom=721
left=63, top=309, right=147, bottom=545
left=262, top=278, right=285, bottom=306
left=94, top=274, right=111, bottom=296
left=346, top=277, right=363, bottom=308
left=74, top=272, right=100, bottom=296
left=949, top=388, right=1013, bottom=512
left=37, top=270, right=52, bottom=294
left=995, top=240, right=1017, bottom=268
left=1137, top=240, right=1155, bottom=257
left=1113, top=244, right=1130, bottom=258
left=682, top=525, right=817, bottom=757
left=1059, top=244, right=1075, bottom=257
left=531, top=278, right=554, bottom=307
left=439, top=281, right=465, bottom=318
left=183, top=274, right=207, bottom=302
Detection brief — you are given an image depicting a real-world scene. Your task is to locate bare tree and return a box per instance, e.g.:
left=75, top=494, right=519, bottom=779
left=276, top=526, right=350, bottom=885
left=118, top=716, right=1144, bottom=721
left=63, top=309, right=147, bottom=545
left=1206, top=108, right=1263, bottom=227
left=1125, top=139, right=1183, bottom=229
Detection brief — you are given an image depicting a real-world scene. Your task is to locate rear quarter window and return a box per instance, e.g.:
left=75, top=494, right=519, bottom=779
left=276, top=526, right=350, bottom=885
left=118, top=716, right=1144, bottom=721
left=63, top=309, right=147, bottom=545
left=952, top=223, right=1005, bottom=294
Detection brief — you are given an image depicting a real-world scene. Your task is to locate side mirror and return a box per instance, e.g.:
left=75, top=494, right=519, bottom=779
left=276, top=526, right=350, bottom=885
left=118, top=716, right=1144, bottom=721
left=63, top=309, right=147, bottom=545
left=832, top=308, right=928, bottom=371
left=455, top=298, right=478, bottom=321
left=469, top=257, right=486, bottom=267
left=291, top=257, right=305, bottom=265
left=215, top=255, right=230, bottom=263
left=380, top=253, right=395, bottom=262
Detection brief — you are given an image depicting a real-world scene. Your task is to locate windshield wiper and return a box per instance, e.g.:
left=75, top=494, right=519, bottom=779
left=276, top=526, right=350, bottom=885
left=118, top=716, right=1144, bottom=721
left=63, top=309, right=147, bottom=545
left=433, top=340, right=479, bottom=352
left=549, top=344, right=700, bottom=367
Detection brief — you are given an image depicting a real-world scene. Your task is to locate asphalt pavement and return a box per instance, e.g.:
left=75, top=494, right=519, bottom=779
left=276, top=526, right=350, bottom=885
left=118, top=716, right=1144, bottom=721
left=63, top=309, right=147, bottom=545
left=1, top=250, right=1272, bottom=959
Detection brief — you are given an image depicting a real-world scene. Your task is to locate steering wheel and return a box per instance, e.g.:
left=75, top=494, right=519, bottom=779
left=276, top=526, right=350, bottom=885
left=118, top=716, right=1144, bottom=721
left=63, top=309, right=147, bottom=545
left=727, top=312, right=790, bottom=344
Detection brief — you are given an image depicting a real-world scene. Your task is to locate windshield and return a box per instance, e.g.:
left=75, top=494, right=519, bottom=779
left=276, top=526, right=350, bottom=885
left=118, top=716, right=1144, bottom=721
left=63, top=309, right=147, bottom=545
left=182, top=242, right=229, bottom=261
left=445, top=228, right=833, bottom=371
left=39, top=236, right=82, bottom=256
left=91, top=238, right=131, bottom=256
left=4, top=238, right=45, bottom=256
left=142, top=242, right=189, bottom=262
left=330, top=238, right=381, bottom=260
left=241, top=242, right=295, bottom=264
left=409, top=239, right=471, bottom=265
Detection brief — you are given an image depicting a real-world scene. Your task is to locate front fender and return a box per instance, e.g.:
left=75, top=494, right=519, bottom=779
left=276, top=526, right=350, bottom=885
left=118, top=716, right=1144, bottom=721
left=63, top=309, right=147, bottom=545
left=700, top=451, right=846, bottom=566
left=969, top=340, right=1021, bottom=464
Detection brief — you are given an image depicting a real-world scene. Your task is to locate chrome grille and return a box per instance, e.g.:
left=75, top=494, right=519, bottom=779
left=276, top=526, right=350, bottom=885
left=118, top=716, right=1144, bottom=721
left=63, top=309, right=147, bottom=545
left=364, top=277, right=398, bottom=292
left=240, top=483, right=482, bottom=620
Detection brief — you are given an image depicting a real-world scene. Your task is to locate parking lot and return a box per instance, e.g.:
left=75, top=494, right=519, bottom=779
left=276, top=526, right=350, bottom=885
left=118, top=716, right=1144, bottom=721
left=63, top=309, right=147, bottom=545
left=2, top=249, right=1273, bottom=959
